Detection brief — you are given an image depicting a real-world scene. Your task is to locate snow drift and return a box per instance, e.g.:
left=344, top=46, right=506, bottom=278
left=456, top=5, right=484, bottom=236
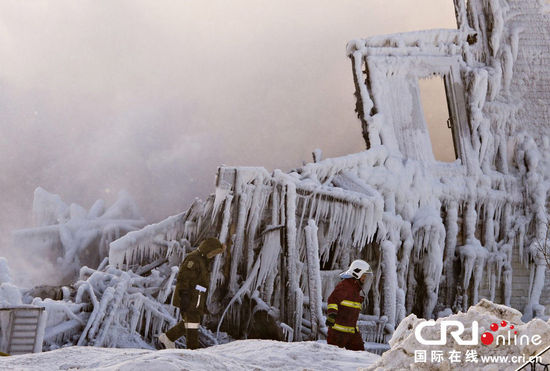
left=368, top=299, right=550, bottom=370
left=0, top=340, right=380, bottom=371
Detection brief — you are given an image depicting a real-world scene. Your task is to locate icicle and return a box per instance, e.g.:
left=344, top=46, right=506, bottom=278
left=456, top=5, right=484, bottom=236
left=159, top=266, right=178, bottom=305
left=471, top=252, right=485, bottom=305
left=304, top=220, right=324, bottom=339
left=396, top=222, right=412, bottom=322
left=109, top=212, right=186, bottom=268
left=94, top=273, right=130, bottom=347
left=207, top=194, right=233, bottom=311
left=524, top=263, right=547, bottom=321
left=280, top=322, right=294, bottom=342
left=262, top=234, right=281, bottom=305
left=518, top=222, right=525, bottom=265
left=227, top=192, right=249, bottom=295
left=487, top=0, right=505, bottom=56
left=212, top=182, right=231, bottom=222
left=294, top=288, right=304, bottom=342
left=246, top=182, right=272, bottom=274
left=216, top=225, right=282, bottom=339
left=484, top=201, right=496, bottom=252
left=443, top=201, right=458, bottom=304
left=372, top=252, right=382, bottom=317
left=380, top=241, right=397, bottom=326
left=283, top=181, right=300, bottom=335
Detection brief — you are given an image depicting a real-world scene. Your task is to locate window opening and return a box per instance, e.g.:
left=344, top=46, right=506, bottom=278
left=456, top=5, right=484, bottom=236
left=418, top=75, right=458, bottom=163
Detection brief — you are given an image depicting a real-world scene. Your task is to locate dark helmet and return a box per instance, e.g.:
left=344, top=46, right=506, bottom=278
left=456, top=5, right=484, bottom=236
left=198, top=237, right=225, bottom=259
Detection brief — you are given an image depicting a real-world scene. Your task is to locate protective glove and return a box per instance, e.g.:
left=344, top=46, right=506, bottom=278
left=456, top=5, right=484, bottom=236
left=325, top=312, right=337, bottom=328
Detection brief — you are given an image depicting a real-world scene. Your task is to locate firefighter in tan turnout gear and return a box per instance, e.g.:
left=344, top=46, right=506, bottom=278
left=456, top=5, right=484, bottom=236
left=158, top=237, right=225, bottom=349
left=325, top=259, right=372, bottom=351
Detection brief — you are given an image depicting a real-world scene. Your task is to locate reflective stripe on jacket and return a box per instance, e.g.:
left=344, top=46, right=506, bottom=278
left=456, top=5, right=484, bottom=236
left=327, top=278, right=364, bottom=330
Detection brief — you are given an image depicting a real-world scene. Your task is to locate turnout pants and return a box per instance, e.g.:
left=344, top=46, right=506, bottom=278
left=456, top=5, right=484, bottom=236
left=165, top=311, right=201, bottom=349
left=327, top=327, right=365, bottom=351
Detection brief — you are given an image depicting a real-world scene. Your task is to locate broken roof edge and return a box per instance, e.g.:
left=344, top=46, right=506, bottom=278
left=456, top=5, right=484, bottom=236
left=346, top=29, right=471, bottom=55
left=109, top=211, right=188, bottom=268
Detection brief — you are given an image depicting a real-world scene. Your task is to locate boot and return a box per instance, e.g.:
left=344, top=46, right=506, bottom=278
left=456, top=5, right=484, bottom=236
left=158, top=333, right=176, bottom=349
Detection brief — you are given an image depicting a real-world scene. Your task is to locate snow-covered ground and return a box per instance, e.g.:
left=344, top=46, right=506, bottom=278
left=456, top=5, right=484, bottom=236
left=0, top=340, right=380, bottom=371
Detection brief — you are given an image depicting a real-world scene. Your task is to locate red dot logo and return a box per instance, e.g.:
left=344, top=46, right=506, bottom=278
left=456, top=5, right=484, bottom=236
left=481, top=332, right=494, bottom=345
left=490, top=323, right=499, bottom=331
left=501, top=320, right=507, bottom=327
left=510, top=325, right=514, bottom=330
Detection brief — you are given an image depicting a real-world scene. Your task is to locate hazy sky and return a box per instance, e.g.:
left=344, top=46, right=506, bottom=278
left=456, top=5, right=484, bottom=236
left=0, top=1, right=456, bottom=257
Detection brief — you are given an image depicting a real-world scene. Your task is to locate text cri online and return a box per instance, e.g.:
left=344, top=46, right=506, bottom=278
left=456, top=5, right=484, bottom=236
left=413, top=349, right=542, bottom=364
left=414, top=320, right=543, bottom=346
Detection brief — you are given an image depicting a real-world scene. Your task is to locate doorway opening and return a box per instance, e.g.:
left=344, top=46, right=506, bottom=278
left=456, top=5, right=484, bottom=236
left=418, top=75, right=458, bottom=163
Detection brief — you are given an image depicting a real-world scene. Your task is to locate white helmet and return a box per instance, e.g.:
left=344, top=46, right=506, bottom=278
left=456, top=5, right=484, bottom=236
left=342, top=259, right=372, bottom=279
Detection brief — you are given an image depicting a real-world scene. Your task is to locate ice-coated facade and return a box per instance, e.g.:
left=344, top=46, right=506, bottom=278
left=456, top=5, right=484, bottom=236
left=4, top=0, right=550, bottom=351
left=345, top=0, right=550, bottom=321
left=344, top=0, right=550, bottom=322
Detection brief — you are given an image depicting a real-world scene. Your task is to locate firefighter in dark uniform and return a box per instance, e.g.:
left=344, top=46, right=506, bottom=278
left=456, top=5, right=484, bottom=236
left=158, top=237, right=225, bottom=349
left=325, top=259, right=372, bottom=351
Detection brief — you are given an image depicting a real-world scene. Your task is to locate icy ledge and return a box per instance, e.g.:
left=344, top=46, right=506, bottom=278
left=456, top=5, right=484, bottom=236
left=369, top=299, right=550, bottom=370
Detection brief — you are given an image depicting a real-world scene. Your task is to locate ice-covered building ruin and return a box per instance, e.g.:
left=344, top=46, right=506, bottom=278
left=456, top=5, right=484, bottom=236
left=2, top=0, right=550, bottom=353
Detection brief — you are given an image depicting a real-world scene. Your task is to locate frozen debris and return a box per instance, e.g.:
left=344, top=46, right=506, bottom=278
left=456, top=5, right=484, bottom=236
left=17, top=254, right=232, bottom=351
left=369, top=299, right=550, bottom=371
left=32, top=187, right=69, bottom=226
left=29, top=263, right=178, bottom=350
left=0, top=284, right=23, bottom=308
left=12, top=188, right=146, bottom=285
left=0, top=258, right=11, bottom=284
left=0, top=258, right=22, bottom=307
left=312, top=149, right=323, bottom=163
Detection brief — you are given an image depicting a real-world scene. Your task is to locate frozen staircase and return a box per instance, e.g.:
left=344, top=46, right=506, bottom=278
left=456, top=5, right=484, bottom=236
left=0, top=306, right=46, bottom=355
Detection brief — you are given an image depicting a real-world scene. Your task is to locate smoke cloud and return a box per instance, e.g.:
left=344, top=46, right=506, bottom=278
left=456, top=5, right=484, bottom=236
left=0, top=0, right=455, bottom=284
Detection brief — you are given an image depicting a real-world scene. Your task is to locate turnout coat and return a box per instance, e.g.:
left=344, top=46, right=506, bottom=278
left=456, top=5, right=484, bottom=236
left=172, top=237, right=223, bottom=314
left=326, top=277, right=365, bottom=350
